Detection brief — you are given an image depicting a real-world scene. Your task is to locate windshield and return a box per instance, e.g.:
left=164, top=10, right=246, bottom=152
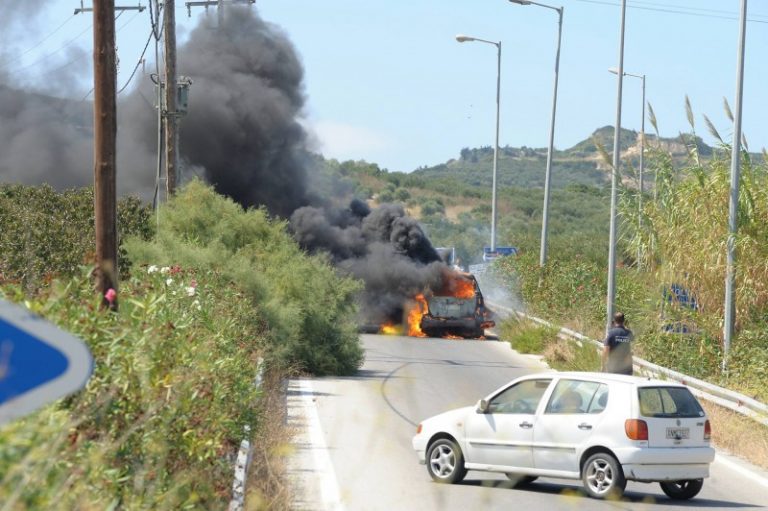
left=638, top=386, right=705, bottom=418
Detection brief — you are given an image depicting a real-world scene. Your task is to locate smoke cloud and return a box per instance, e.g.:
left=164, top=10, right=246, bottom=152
left=0, top=5, right=450, bottom=323
left=291, top=202, right=446, bottom=324
left=176, top=10, right=312, bottom=217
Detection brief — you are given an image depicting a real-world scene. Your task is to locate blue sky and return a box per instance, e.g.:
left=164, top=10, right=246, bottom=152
left=8, top=0, right=768, bottom=172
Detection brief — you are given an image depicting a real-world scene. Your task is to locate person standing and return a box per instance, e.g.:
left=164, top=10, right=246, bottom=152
left=602, top=312, right=634, bottom=375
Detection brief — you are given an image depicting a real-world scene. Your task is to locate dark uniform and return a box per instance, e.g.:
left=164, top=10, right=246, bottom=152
left=604, top=325, right=634, bottom=375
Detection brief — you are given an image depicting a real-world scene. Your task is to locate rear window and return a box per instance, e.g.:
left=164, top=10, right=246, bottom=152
left=638, top=386, right=705, bottom=418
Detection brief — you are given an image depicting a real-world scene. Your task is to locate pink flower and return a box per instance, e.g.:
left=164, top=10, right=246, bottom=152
left=105, top=288, right=117, bottom=305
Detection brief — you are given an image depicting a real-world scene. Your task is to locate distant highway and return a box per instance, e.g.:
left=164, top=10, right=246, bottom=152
left=287, top=334, right=768, bottom=510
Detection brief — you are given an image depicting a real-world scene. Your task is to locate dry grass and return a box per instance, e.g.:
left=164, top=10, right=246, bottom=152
left=700, top=401, right=768, bottom=470
left=245, top=369, right=294, bottom=510
left=444, top=204, right=474, bottom=221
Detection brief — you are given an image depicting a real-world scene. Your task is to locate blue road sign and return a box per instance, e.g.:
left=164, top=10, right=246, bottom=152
left=0, top=299, right=93, bottom=425
left=482, top=246, right=518, bottom=262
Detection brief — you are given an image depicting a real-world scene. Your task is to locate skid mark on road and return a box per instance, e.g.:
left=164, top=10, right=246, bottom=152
left=380, top=362, right=419, bottom=427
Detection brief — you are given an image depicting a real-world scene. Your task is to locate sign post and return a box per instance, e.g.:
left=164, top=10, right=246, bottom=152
left=0, top=300, right=93, bottom=426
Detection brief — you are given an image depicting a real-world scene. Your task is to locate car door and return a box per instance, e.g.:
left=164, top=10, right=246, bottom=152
left=533, top=379, right=608, bottom=473
left=464, top=378, right=552, bottom=470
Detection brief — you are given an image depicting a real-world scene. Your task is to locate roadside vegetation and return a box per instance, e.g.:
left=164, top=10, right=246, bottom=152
left=0, top=181, right=362, bottom=509
left=486, top=109, right=768, bottom=469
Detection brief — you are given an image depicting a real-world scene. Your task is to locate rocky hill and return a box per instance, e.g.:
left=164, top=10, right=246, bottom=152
left=410, top=126, right=721, bottom=190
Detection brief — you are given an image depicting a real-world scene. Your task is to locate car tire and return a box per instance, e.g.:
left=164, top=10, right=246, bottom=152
left=426, top=438, right=467, bottom=484
left=659, top=479, right=703, bottom=500
left=505, top=474, right=538, bottom=486
left=581, top=452, right=626, bottom=499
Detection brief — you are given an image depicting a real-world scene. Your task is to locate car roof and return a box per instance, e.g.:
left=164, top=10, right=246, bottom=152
left=520, top=371, right=687, bottom=389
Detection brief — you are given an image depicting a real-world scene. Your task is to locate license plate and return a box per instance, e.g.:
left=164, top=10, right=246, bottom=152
left=666, top=427, right=690, bottom=439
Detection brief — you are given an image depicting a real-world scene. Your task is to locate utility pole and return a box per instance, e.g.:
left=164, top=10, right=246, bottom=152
left=184, top=0, right=255, bottom=25
left=164, top=0, right=178, bottom=196
left=74, top=0, right=145, bottom=15
left=93, top=0, right=118, bottom=309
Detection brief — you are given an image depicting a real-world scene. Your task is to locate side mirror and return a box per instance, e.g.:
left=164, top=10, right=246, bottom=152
left=476, top=399, right=489, bottom=414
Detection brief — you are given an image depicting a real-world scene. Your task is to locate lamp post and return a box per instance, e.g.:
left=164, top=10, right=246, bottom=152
left=606, top=0, right=628, bottom=334
left=610, top=67, right=645, bottom=267
left=508, top=0, right=563, bottom=267
left=456, top=34, right=502, bottom=251
left=724, top=0, right=748, bottom=371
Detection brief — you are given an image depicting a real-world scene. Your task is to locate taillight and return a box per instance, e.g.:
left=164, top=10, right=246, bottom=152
left=416, top=423, right=423, bottom=434
left=625, top=419, right=648, bottom=440
left=704, top=420, right=711, bottom=440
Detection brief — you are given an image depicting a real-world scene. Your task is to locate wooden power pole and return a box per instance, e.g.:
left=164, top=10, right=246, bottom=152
left=93, top=0, right=118, bottom=309
left=164, top=0, right=178, bottom=196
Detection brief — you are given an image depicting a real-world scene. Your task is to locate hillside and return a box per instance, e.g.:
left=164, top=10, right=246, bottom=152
left=409, top=126, right=718, bottom=190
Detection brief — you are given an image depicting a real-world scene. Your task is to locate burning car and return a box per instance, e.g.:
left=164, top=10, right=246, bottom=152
left=417, top=273, right=495, bottom=339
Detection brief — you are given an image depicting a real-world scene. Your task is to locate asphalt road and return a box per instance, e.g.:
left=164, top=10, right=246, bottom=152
left=286, top=334, right=768, bottom=510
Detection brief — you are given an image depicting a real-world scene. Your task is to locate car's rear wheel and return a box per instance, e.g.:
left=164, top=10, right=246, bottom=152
left=505, top=474, right=538, bottom=486
left=581, top=452, right=626, bottom=499
left=426, top=438, right=467, bottom=484
left=659, top=479, right=703, bottom=500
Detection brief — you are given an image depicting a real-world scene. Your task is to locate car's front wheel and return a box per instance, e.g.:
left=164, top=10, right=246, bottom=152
left=581, top=452, right=626, bottom=499
left=426, top=438, right=467, bottom=484
left=659, top=479, right=703, bottom=500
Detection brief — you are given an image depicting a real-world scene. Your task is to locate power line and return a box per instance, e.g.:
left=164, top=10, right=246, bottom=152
left=6, top=9, right=142, bottom=76
left=1, top=14, right=78, bottom=69
left=118, top=29, right=153, bottom=94
left=635, top=0, right=768, bottom=20
left=148, top=0, right=165, bottom=41
left=573, top=0, right=768, bottom=24
left=4, top=22, right=93, bottom=73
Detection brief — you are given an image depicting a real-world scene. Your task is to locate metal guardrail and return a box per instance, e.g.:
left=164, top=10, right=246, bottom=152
left=228, top=357, right=264, bottom=511
left=489, top=302, right=768, bottom=427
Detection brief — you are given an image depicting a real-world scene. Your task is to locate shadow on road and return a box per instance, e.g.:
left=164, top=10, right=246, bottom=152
left=458, top=479, right=759, bottom=508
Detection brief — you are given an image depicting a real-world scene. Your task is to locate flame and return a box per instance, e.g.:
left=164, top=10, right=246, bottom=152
left=443, top=334, right=463, bottom=340
left=436, top=270, right=475, bottom=299
left=380, top=323, right=402, bottom=335
left=407, top=294, right=429, bottom=337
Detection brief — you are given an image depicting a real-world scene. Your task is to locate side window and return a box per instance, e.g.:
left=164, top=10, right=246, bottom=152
left=545, top=379, right=602, bottom=414
left=587, top=384, right=610, bottom=414
left=488, top=379, right=551, bottom=414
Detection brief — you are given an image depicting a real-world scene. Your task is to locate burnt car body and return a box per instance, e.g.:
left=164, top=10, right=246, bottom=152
left=420, top=275, right=494, bottom=338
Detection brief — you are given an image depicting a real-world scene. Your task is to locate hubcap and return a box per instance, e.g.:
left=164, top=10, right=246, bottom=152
left=585, top=458, right=614, bottom=495
left=430, top=444, right=456, bottom=478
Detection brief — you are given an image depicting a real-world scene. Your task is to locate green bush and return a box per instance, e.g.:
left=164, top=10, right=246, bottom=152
left=0, top=184, right=153, bottom=290
left=125, top=180, right=364, bottom=375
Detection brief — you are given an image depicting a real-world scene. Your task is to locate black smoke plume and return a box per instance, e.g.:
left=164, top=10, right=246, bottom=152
left=291, top=202, right=447, bottom=324
left=0, top=6, right=449, bottom=322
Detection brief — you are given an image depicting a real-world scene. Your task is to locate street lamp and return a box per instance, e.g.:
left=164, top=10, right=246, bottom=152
left=455, top=34, right=502, bottom=251
left=606, top=0, right=628, bottom=334
left=610, top=67, right=645, bottom=268
left=723, top=0, right=749, bottom=370
left=509, top=0, right=564, bottom=268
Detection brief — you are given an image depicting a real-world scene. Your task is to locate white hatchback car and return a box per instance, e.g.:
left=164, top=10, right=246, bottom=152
left=412, top=372, right=715, bottom=500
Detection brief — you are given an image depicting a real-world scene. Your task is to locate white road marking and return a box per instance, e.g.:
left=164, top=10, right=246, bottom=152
left=714, top=452, right=768, bottom=489
left=299, top=379, right=345, bottom=511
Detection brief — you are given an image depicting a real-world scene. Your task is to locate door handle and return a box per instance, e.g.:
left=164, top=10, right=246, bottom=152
left=578, top=423, right=593, bottom=430
left=519, top=421, right=533, bottom=429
